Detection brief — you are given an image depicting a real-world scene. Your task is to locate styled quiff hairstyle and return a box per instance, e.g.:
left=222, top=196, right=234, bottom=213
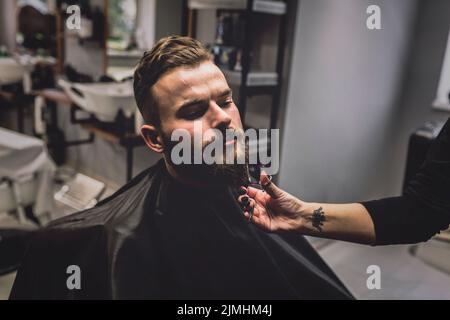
left=133, top=35, right=212, bottom=126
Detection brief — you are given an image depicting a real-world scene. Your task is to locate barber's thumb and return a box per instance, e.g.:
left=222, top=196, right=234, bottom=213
left=260, top=170, right=283, bottom=199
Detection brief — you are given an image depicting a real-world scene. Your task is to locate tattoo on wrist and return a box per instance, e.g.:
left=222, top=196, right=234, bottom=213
left=312, top=207, right=326, bottom=232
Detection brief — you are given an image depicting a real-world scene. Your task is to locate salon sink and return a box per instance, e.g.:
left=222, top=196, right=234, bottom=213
left=0, top=55, right=55, bottom=91
left=58, top=79, right=138, bottom=122
left=0, top=57, right=26, bottom=85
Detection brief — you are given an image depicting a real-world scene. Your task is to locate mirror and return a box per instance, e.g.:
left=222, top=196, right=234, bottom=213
left=59, top=0, right=107, bottom=80
left=16, top=0, right=58, bottom=57
left=106, top=0, right=156, bottom=81
left=107, top=0, right=137, bottom=51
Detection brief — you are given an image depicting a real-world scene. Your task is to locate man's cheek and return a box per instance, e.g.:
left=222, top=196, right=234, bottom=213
left=165, top=122, right=194, bottom=139
left=230, top=106, right=243, bottom=127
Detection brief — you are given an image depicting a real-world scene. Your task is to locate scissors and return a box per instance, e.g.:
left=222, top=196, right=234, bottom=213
left=243, top=164, right=273, bottom=222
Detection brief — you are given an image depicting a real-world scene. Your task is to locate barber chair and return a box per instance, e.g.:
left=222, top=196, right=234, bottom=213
left=0, top=176, right=39, bottom=276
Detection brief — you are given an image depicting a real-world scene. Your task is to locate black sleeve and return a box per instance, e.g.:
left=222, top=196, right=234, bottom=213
left=362, top=117, right=450, bottom=245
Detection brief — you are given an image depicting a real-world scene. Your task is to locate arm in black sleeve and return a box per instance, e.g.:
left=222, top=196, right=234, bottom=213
left=362, top=117, right=450, bottom=245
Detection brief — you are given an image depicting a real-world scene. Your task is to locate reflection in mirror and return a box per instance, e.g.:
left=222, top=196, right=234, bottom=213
left=106, top=0, right=155, bottom=82
left=3, top=0, right=59, bottom=92
left=16, top=0, right=57, bottom=57
left=61, top=0, right=106, bottom=80
left=108, top=0, right=137, bottom=51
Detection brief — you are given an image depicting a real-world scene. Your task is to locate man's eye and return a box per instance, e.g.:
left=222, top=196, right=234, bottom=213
left=182, top=106, right=207, bottom=120
left=219, top=100, right=233, bottom=108
left=185, top=111, right=203, bottom=120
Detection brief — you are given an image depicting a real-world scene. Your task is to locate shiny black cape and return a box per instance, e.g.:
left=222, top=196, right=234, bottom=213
left=10, top=161, right=353, bottom=299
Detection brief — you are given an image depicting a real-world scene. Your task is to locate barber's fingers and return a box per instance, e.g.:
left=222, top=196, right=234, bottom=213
left=238, top=195, right=252, bottom=207
left=238, top=196, right=256, bottom=212
left=239, top=186, right=264, bottom=201
left=242, top=200, right=257, bottom=217
left=260, top=170, right=284, bottom=199
left=242, top=202, right=272, bottom=231
left=246, top=186, right=264, bottom=198
left=243, top=210, right=257, bottom=222
left=238, top=195, right=256, bottom=209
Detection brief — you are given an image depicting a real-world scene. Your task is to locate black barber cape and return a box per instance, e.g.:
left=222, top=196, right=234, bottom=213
left=10, top=161, right=353, bottom=299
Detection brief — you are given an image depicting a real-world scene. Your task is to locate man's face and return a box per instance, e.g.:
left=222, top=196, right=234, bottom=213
left=142, top=60, right=247, bottom=185
left=153, top=60, right=242, bottom=144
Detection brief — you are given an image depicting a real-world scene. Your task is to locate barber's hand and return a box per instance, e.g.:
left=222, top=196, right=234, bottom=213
left=238, top=171, right=306, bottom=232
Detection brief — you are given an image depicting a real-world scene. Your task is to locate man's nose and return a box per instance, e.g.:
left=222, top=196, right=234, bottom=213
left=209, top=103, right=232, bottom=129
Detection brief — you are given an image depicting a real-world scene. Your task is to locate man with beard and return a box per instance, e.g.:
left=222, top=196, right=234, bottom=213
left=10, top=36, right=352, bottom=300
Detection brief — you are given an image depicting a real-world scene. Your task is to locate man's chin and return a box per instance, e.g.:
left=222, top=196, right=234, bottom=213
left=193, top=147, right=249, bottom=187
left=209, top=163, right=249, bottom=186
left=163, top=136, right=249, bottom=187
left=171, top=162, right=249, bottom=188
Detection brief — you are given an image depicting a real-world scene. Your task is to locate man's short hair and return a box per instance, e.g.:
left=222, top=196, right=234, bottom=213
left=133, top=36, right=212, bottom=126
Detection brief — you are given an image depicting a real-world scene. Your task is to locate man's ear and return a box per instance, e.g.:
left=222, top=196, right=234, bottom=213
left=141, top=124, right=164, bottom=153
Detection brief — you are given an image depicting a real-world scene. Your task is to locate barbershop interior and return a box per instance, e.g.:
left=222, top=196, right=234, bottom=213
left=1, top=0, right=450, bottom=300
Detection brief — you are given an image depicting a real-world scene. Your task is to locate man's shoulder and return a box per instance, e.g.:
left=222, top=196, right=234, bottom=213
left=21, top=163, right=162, bottom=264
left=11, top=162, right=166, bottom=299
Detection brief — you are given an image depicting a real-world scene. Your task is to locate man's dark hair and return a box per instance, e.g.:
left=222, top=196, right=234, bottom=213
left=133, top=36, right=212, bottom=126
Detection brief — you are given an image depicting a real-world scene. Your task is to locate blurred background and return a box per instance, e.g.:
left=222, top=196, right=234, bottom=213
left=1, top=0, right=450, bottom=299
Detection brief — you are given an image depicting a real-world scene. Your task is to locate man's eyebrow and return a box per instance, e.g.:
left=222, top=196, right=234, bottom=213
left=177, top=98, right=207, bottom=112
left=217, top=89, right=232, bottom=98
left=177, top=89, right=232, bottom=111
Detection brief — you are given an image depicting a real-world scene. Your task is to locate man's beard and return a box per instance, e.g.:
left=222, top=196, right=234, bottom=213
left=162, top=129, right=249, bottom=188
